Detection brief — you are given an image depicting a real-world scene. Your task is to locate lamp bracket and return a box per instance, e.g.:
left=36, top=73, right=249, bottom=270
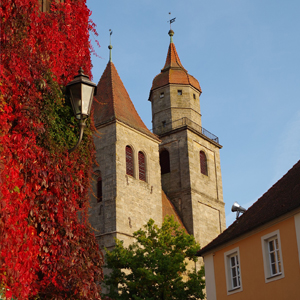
left=68, top=119, right=87, bottom=153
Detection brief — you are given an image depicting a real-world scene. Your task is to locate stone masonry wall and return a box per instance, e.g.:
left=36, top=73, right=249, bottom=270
left=114, top=122, right=163, bottom=247
left=159, top=129, right=193, bottom=233
left=90, top=121, right=163, bottom=250
left=159, top=127, right=225, bottom=248
left=187, top=129, right=226, bottom=247
left=151, top=84, right=202, bottom=134
left=90, top=122, right=117, bottom=250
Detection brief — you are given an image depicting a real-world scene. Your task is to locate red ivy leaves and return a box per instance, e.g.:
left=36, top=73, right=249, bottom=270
left=0, top=1, right=103, bottom=299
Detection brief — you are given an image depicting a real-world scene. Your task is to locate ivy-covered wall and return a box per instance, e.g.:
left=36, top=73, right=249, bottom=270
left=0, top=1, right=103, bottom=299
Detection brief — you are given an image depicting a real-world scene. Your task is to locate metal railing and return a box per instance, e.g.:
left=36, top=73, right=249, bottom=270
left=152, top=117, right=219, bottom=144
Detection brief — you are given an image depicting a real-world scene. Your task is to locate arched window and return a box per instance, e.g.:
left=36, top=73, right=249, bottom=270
left=97, top=174, right=102, bottom=202
left=200, top=151, right=208, bottom=175
left=138, top=151, right=146, bottom=181
left=126, top=146, right=134, bottom=177
left=160, top=149, right=170, bottom=174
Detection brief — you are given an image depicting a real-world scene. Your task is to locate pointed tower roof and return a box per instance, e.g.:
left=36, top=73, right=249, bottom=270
left=93, top=59, right=159, bottom=140
left=150, top=30, right=201, bottom=94
left=162, top=190, right=188, bottom=233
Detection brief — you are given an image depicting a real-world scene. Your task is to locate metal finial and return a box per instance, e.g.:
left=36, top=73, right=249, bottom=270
left=167, top=13, right=176, bottom=43
left=78, top=67, right=84, bottom=75
left=108, top=29, right=113, bottom=62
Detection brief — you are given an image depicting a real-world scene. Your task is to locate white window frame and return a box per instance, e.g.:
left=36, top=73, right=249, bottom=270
left=224, top=247, right=243, bottom=295
left=261, top=230, right=285, bottom=283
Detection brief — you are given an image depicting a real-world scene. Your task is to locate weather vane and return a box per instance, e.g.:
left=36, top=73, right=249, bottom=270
left=109, top=29, right=113, bottom=43
left=168, top=12, right=176, bottom=29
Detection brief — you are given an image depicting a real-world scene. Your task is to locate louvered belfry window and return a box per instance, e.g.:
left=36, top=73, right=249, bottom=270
left=160, top=149, right=170, bottom=174
left=97, top=175, right=102, bottom=202
left=126, top=146, right=134, bottom=177
left=200, top=151, right=208, bottom=175
left=138, top=151, right=146, bottom=181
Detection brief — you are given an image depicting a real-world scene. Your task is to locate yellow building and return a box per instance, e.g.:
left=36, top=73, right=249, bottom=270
left=198, top=160, right=300, bottom=300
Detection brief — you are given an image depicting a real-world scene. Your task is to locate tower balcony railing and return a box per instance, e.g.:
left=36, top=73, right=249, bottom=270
left=152, top=117, right=219, bottom=144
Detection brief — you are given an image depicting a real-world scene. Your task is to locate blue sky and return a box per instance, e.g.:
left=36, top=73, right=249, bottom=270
left=86, top=0, right=300, bottom=226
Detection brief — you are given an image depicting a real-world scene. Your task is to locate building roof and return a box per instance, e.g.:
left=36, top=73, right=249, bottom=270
left=150, top=31, right=202, bottom=95
left=162, top=190, right=188, bottom=233
left=197, top=160, right=300, bottom=256
left=93, top=61, right=159, bottom=141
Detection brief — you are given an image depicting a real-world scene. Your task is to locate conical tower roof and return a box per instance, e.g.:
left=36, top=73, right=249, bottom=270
left=93, top=61, right=158, bottom=140
left=150, top=30, right=202, bottom=94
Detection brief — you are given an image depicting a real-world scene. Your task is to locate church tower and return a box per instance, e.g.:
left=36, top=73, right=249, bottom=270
left=90, top=30, right=226, bottom=253
left=149, top=30, right=226, bottom=247
left=90, top=45, right=163, bottom=251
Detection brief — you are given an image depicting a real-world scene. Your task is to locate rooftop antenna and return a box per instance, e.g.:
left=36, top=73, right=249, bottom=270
left=108, top=29, right=113, bottom=62
left=231, top=202, right=247, bottom=220
left=168, top=12, right=176, bottom=43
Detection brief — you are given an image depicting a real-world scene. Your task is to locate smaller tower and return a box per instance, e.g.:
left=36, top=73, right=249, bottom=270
left=149, top=30, right=226, bottom=247
left=150, top=29, right=202, bottom=135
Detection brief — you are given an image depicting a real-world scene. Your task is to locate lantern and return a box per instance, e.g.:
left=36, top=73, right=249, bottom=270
left=66, top=67, right=97, bottom=152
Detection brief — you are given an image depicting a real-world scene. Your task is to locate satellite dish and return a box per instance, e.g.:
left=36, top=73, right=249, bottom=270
left=231, top=202, right=246, bottom=219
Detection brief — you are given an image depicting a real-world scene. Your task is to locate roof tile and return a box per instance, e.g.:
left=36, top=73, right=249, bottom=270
left=93, top=61, right=159, bottom=140
left=162, top=190, right=188, bottom=233
left=151, top=42, right=201, bottom=93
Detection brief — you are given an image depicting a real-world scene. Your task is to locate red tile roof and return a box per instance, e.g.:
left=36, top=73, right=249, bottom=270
left=162, top=190, right=188, bottom=233
left=150, top=42, right=202, bottom=94
left=93, top=61, right=159, bottom=141
left=198, top=160, right=300, bottom=256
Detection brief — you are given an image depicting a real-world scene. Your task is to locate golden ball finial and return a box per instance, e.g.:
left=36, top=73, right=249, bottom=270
left=168, top=29, right=174, bottom=36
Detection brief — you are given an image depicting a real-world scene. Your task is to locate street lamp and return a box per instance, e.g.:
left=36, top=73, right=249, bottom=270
left=66, top=67, right=97, bottom=153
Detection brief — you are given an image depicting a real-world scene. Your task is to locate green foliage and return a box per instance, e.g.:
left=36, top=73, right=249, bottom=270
left=38, top=74, right=91, bottom=155
left=0, top=284, right=5, bottom=300
left=103, top=216, right=205, bottom=300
